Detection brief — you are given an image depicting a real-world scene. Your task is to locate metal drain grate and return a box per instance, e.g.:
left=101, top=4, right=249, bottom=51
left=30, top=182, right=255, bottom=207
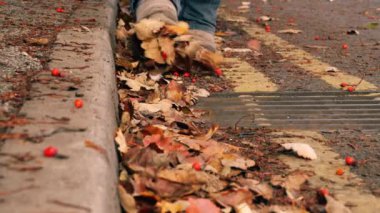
left=198, top=91, right=380, bottom=130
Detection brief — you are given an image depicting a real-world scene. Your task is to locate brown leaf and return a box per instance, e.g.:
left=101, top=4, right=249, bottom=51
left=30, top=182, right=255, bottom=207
left=238, top=179, right=273, bottom=200
left=141, top=39, right=165, bottom=64
left=247, top=39, right=261, bottom=51
left=158, top=37, right=176, bottom=64
left=118, top=185, right=137, bottom=213
left=221, top=153, right=255, bottom=170
left=25, top=37, right=49, bottom=45
left=277, top=29, right=302, bottom=34
left=157, top=168, right=209, bottom=185
left=271, top=171, right=311, bottom=200
left=145, top=177, right=195, bottom=198
left=211, top=188, right=253, bottom=207
left=166, top=80, right=184, bottom=102
left=186, top=198, right=221, bottom=213
left=115, top=128, right=129, bottom=154
left=158, top=200, right=189, bottom=213
left=163, top=21, right=190, bottom=36
left=195, top=124, right=219, bottom=141
left=134, top=19, right=165, bottom=40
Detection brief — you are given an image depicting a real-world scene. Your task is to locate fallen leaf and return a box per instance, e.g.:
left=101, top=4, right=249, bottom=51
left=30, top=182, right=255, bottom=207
left=238, top=179, right=273, bottom=200
left=281, top=143, right=317, bottom=160
left=211, top=188, right=253, bottom=207
left=118, top=185, right=137, bottom=213
left=136, top=99, right=173, bottom=113
left=163, top=21, right=190, bottom=36
left=134, top=19, right=165, bottom=40
left=166, top=80, right=184, bottom=102
left=159, top=200, right=189, bottom=213
left=325, top=195, right=352, bottom=213
left=115, top=128, right=129, bottom=153
left=158, top=37, right=176, bottom=64
left=141, top=39, right=165, bottom=64
left=247, top=39, right=261, bottom=51
left=157, top=168, right=209, bottom=185
left=24, top=37, right=49, bottom=45
left=186, top=198, right=221, bottom=213
left=278, top=29, right=302, bottom=34
left=221, top=153, right=255, bottom=170
left=235, top=202, right=254, bottom=213
left=195, top=124, right=219, bottom=141
left=118, top=75, right=155, bottom=91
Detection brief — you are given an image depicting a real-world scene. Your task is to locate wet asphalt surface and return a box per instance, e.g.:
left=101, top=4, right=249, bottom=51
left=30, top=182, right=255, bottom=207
left=219, top=0, right=380, bottom=195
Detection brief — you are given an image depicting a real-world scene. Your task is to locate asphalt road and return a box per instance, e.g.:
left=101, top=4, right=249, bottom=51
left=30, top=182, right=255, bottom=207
left=211, top=0, right=380, bottom=197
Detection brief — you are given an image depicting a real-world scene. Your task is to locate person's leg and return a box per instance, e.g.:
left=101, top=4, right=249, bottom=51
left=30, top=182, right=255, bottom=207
left=178, top=0, right=221, bottom=51
left=179, top=0, right=220, bottom=33
left=130, top=0, right=180, bottom=24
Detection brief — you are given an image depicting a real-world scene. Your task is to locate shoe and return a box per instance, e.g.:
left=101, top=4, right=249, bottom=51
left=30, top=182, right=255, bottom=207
left=136, top=0, right=178, bottom=24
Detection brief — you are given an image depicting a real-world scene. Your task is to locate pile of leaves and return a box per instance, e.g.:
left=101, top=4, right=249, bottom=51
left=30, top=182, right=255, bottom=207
left=113, top=6, right=352, bottom=213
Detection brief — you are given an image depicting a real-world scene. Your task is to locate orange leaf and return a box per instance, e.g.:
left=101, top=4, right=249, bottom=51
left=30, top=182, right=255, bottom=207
left=186, top=198, right=220, bottom=213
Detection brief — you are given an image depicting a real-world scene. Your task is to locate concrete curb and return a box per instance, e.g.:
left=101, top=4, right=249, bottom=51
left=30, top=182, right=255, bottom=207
left=0, top=0, right=120, bottom=212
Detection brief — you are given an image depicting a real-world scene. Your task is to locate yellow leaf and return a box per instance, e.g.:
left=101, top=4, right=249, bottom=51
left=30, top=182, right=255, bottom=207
left=163, top=21, right=189, bottom=36
left=134, top=19, right=165, bottom=40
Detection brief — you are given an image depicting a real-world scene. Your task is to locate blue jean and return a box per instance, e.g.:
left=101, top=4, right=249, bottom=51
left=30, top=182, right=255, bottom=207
left=130, top=0, right=221, bottom=33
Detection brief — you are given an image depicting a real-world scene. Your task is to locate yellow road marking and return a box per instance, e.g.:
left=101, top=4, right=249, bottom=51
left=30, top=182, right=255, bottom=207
left=219, top=29, right=380, bottom=213
left=222, top=13, right=378, bottom=91
left=223, top=58, right=278, bottom=92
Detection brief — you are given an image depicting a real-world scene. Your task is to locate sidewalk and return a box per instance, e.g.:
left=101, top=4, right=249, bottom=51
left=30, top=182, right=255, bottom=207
left=0, top=1, right=120, bottom=212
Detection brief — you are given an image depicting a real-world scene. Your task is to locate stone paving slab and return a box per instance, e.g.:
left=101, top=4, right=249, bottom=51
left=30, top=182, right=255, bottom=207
left=0, top=0, right=120, bottom=212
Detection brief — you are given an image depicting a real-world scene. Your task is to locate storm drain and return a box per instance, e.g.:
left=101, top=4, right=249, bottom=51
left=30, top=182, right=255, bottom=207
left=198, top=91, right=380, bottom=130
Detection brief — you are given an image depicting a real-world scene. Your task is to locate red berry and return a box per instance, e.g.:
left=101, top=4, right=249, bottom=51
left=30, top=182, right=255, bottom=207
left=342, top=44, right=349, bottom=49
left=347, top=86, right=355, bottom=93
left=318, top=188, right=329, bottom=196
left=74, top=99, right=83, bottom=108
left=256, top=18, right=261, bottom=23
left=340, top=82, right=348, bottom=87
left=161, top=51, right=168, bottom=60
left=51, top=68, right=61, bottom=77
left=265, top=25, right=271, bottom=32
left=345, top=156, right=355, bottom=166
left=183, top=72, right=191, bottom=77
left=336, top=168, right=344, bottom=176
left=56, top=7, right=64, bottom=13
left=173, top=71, right=179, bottom=77
left=214, top=68, right=223, bottom=76
left=192, top=162, right=202, bottom=171
left=314, top=36, right=320, bottom=40
left=44, top=146, right=58, bottom=157
left=191, top=78, right=197, bottom=83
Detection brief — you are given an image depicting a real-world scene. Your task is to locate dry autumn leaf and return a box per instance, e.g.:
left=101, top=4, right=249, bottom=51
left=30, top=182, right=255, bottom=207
left=281, top=143, right=317, bottom=160
left=158, top=36, right=176, bottom=64
left=115, top=128, right=129, bottom=154
left=118, top=185, right=137, bottom=213
left=133, top=18, right=165, bottom=40
left=141, top=39, right=165, bottom=64
left=166, top=80, right=184, bottom=102
left=277, top=29, right=303, bottom=34
left=24, top=37, right=50, bottom=45
left=186, top=198, right=221, bottom=213
left=238, top=179, right=273, bottom=200
left=158, top=200, right=189, bottom=213
left=163, top=21, right=190, bottom=36
left=211, top=188, right=253, bottom=208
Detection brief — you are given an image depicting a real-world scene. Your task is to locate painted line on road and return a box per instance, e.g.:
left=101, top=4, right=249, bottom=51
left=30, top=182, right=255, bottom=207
left=221, top=13, right=378, bottom=91
left=220, top=41, right=380, bottom=213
